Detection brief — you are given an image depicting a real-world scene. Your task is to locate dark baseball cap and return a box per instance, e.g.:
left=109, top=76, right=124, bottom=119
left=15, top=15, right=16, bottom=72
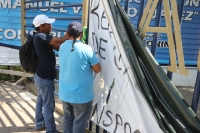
left=67, top=21, right=83, bottom=33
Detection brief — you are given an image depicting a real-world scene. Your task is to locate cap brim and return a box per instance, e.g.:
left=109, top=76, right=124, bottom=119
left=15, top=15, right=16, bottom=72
left=46, top=18, right=55, bottom=24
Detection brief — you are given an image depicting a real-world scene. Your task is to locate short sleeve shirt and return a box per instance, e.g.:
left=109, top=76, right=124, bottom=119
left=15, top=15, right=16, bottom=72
left=59, top=40, right=99, bottom=103
left=33, top=33, right=56, bottom=79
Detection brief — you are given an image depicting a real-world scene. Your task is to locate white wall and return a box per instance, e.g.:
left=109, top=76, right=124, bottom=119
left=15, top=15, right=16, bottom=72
left=162, top=66, right=198, bottom=87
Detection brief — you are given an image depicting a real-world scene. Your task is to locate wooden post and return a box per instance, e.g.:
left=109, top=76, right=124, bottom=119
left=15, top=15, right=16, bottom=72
left=21, top=0, right=26, bottom=45
left=20, top=0, right=27, bottom=85
left=82, top=0, right=89, bottom=27
left=138, top=0, right=188, bottom=75
left=8, top=66, right=14, bottom=80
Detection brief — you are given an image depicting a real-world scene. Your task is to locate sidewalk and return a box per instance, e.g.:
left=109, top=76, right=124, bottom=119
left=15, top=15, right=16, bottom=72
left=0, top=82, right=199, bottom=133
left=177, top=86, right=200, bottom=118
left=0, top=81, right=63, bottom=133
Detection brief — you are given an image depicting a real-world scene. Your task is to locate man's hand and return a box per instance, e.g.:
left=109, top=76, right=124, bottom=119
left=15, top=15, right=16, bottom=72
left=92, top=63, right=101, bottom=73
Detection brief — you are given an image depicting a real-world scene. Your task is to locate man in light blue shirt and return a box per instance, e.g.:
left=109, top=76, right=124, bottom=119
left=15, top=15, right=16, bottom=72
left=59, top=21, right=101, bottom=133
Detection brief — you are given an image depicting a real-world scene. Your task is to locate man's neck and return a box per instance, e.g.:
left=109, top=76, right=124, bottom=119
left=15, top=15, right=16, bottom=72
left=68, top=36, right=81, bottom=40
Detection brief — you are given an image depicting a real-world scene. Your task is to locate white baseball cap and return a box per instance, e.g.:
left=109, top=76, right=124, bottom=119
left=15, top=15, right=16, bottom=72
left=33, top=14, right=55, bottom=27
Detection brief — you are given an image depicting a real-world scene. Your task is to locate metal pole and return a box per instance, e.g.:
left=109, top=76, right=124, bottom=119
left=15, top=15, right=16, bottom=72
left=191, top=50, right=200, bottom=112
left=124, top=0, right=130, bottom=14
left=96, top=125, right=100, bottom=133
left=137, top=0, right=145, bottom=29
left=178, top=0, right=185, bottom=25
left=89, top=121, right=93, bottom=131
left=191, top=71, right=200, bottom=113
left=151, top=0, right=163, bottom=56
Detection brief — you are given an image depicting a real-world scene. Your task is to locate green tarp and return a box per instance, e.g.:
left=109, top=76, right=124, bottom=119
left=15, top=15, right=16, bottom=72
left=108, top=0, right=200, bottom=132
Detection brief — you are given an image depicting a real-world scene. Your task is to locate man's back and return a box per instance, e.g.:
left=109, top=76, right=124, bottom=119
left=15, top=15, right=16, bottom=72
left=59, top=40, right=99, bottom=103
left=34, top=33, right=56, bottom=79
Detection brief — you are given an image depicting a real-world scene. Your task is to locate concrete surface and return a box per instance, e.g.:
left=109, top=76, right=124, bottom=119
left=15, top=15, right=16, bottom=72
left=0, top=82, right=62, bottom=133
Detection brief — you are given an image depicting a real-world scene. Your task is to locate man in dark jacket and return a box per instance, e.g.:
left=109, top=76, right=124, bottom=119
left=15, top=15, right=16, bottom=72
left=32, top=14, right=67, bottom=133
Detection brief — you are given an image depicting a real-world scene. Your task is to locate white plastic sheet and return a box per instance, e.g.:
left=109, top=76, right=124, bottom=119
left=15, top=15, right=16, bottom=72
left=88, top=0, right=163, bottom=132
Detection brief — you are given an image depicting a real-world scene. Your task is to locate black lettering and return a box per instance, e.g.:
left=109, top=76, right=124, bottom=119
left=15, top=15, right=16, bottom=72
left=124, top=122, right=132, bottom=133
left=91, top=0, right=100, bottom=29
left=113, top=45, right=116, bottom=50
left=106, top=78, right=115, bottom=104
left=164, top=41, right=168, bottom=47
left=123, top=68, right=127, bottom=74
left=134, top=129, right=141, bottom=133
left=160, top=41, right=164, bottom=47
left=109, top=31, right=113, bottom=38
left=157, top=41, right=168, bottom=47
left=91, top=103, right=97, bottom=118
left=114, top=54, right=122, bottom=70
left=92, top=33, right=107, bottom=59
left=101, top=11, right=109, bottom=30
left=99, top=38, right=107, bottom=60
left=158, top=34, right=162, bottom=38
left=103, top=110, right=113, bottom=127
left=157, top=41, right=162, bottom=47
left=91, top=104, right=105, bottom=124
left=114, top=114, right=123, bottom=133
left=92, top=32, right=98, bottom=54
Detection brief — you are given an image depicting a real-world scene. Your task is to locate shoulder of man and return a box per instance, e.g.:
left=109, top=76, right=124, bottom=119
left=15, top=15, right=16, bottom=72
left=35, top=32, right=52, bottom=38
left=34, top=32, right=53, bottom=42
left=82, top=44, right=95, bottom=55
left=83, top=44, right=93, bottom=50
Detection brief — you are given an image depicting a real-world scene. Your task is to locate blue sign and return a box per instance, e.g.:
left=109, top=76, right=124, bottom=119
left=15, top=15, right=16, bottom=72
left=0, top=0, right=199, bottom=66
left=120, top=0, right=200, bottom=66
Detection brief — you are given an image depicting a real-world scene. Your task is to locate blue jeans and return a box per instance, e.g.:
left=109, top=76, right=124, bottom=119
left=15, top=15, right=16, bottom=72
left=34, top=73, right=57, bottom=133
left=62, top=100, right=93, bottom=133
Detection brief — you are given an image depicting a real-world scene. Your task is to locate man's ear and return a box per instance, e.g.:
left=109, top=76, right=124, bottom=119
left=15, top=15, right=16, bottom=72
left=66, top=32, right=70, bottom=39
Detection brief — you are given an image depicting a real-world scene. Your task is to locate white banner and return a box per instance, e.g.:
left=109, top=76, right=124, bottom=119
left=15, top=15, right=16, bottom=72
left=0, top=47, right=20, bottom=65
left=0, top=46, right=60, bottom=66
left=88, top=0, right=163, bottom=133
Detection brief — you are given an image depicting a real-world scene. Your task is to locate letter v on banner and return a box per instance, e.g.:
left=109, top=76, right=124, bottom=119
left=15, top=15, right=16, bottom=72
left=138, top=0, right=189, bottom=75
